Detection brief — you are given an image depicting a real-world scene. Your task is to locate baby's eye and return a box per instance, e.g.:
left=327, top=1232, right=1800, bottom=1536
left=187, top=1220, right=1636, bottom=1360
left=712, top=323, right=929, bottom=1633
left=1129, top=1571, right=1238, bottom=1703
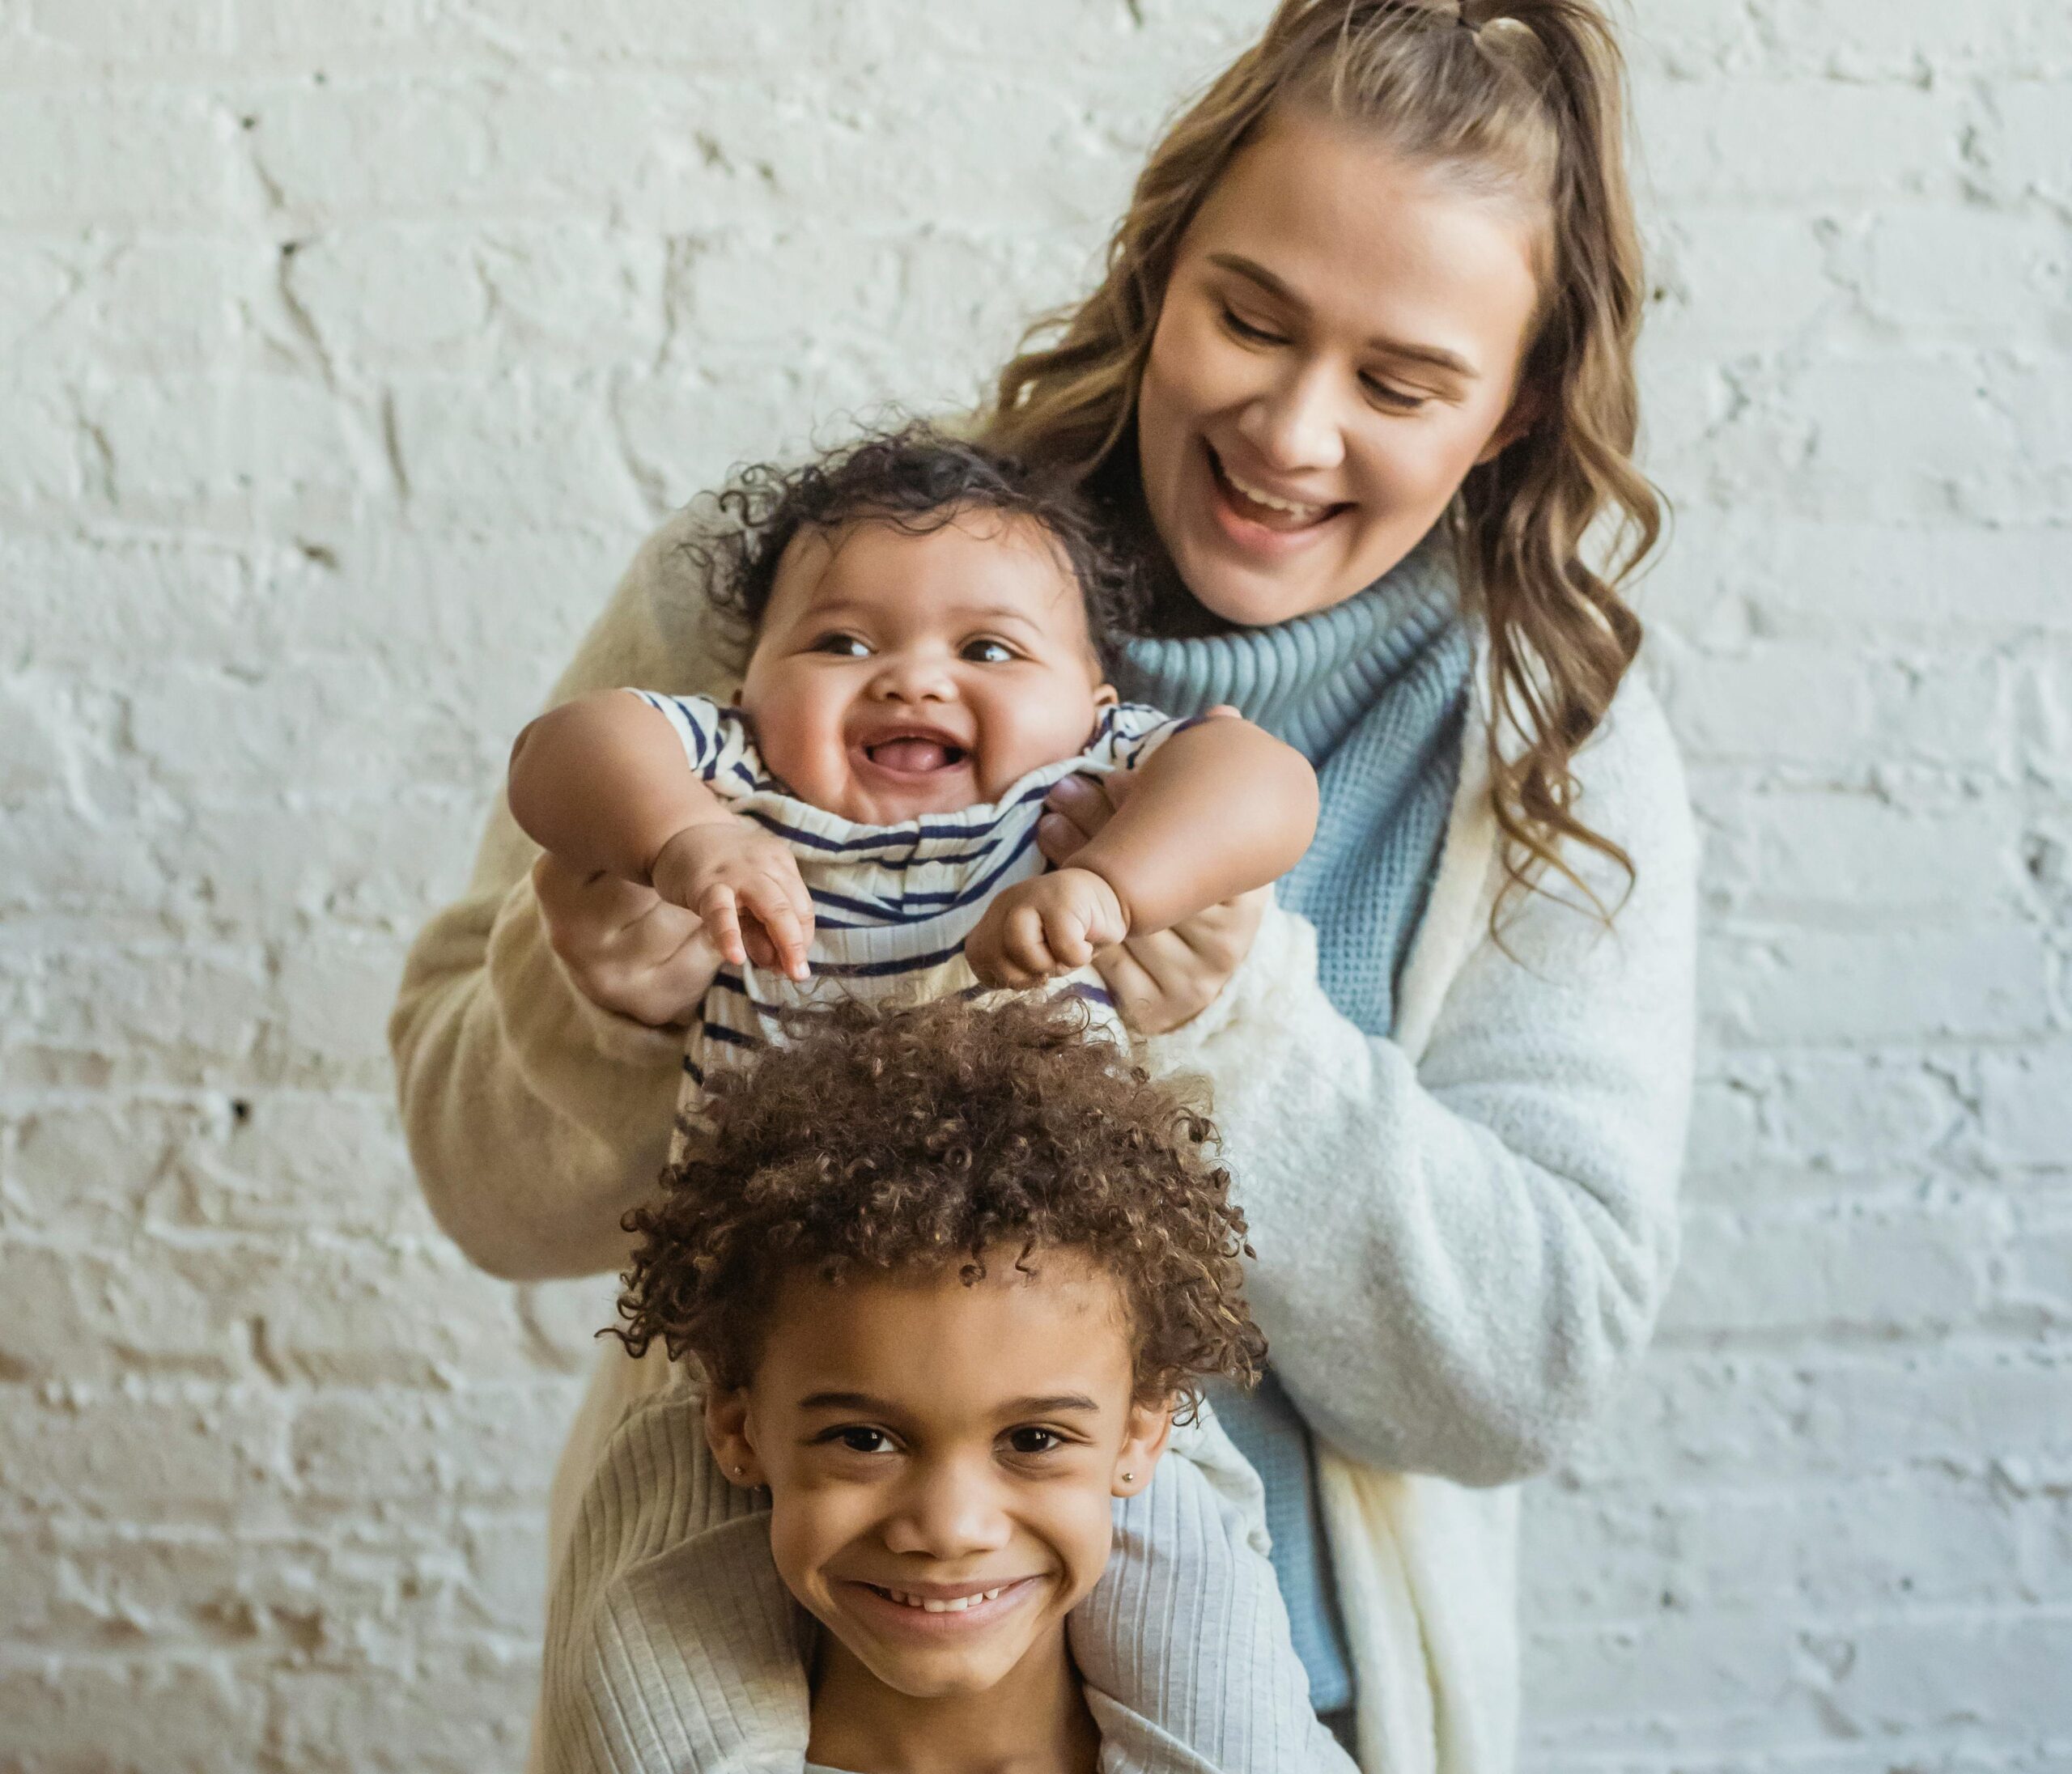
left=1004, top=1426, right=1064, bottom=1458
left=813, top=633, right=871, bottom=658
left=962, top=639, right=1017, bottom=664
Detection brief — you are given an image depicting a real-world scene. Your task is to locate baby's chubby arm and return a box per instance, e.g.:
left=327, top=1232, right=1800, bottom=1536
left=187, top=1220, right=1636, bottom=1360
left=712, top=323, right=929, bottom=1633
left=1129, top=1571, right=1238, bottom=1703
left=968, top=712, right=1318, bottom=990
left=508, top=691, right=814, bottom=981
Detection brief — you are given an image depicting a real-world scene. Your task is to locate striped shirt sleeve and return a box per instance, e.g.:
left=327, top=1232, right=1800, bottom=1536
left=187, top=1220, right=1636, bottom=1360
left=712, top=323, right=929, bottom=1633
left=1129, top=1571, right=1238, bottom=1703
left=1077, top=701, right=1199, bottom=778
left=623, top=690, right=767, bottom=802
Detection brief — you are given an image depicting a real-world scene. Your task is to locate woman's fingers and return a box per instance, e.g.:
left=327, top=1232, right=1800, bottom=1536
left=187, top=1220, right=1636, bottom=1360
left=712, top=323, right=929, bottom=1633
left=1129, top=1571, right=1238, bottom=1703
left=533, top=853, right=718, bottom=1025
left=1035, top=811, right=1086, bottom=868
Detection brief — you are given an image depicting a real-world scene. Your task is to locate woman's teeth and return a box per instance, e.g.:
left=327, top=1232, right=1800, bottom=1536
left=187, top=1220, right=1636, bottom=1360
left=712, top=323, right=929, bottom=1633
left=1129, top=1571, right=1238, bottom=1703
left=1219, top=460, right=1329, bottom=524
left=877, top=1585, right=1008, bottom=1612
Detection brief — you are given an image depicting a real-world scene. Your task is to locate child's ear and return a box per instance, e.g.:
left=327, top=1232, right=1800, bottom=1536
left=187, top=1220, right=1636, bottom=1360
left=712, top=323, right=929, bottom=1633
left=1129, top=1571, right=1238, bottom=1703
left=1111, top=1398, right=1177, bottom=1499
left=1092, top=681, right=1120, bottom=711
left=704, top=1386, right=766, bottom=1489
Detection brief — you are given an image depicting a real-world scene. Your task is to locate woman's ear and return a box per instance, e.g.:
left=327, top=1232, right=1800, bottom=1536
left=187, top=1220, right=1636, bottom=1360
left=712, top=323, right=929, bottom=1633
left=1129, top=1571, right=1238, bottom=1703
left=1111, top=1399, right=1177, bottom=1499
left=704, top=1386, right=766, bottom=1489
left=1475, top=380, right=1544, bottom=465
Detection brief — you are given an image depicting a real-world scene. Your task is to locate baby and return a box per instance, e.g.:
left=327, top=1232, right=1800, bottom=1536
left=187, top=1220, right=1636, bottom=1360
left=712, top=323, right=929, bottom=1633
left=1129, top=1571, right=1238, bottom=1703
left=505, top=424, right=1319, bottom=1116
left=539, top=995, right=1357, bottom=1774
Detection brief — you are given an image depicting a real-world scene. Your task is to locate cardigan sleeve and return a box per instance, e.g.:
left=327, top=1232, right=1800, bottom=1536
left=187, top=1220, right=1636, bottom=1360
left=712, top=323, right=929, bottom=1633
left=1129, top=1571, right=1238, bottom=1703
left=1140, top=680, right=1697, bottom=1488
left=387, top=512, right=743, bottom=1281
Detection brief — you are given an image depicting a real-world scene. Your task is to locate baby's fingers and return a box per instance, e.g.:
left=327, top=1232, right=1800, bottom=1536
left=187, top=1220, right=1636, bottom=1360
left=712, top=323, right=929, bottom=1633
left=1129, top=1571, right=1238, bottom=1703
left=1040, top=906, right=1097, bottom=971
left=1001, top=903, right=1064, bottom=982
left=694, top=884, right=749, bottom=968
left=745, top=878, right=812, bottom=982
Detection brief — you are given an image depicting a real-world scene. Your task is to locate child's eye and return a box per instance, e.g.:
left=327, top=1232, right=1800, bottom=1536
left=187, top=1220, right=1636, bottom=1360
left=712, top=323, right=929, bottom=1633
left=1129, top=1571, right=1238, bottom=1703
left=1221, top=304, right=1286, bottom=347
left=962, top=639, right=1017, bottom=664
left=813, top=633, right=871, bottom=658
left=1004, top=1426, right=1064, bottom=1458
left=829, top=1426, right=894, bottom=1454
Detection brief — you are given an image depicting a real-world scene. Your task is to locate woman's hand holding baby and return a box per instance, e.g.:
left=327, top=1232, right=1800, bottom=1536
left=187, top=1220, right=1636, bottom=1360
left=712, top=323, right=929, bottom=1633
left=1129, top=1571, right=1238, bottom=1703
left=1037, top=761, right=1270, bottom=1035
left=648, top=821, right=816, bottom=982
left=966, top=868, right=1130, bottom=989
left=532, top=852, right=726, bottom=1029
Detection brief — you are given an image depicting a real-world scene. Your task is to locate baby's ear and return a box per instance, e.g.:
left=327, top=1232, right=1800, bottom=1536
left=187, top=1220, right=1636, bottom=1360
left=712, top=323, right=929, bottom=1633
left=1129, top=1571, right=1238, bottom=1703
left=704, top=1386, right=766, bottom=1489
left=1091, top=680, right=1120, bottom=711
left=1110, top=1398, right=1177, bottom=1499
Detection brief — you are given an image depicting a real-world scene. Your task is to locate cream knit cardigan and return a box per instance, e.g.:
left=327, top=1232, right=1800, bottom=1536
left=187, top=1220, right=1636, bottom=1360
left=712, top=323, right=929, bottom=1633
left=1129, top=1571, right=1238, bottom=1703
left=389, top=509, right=1697, bottom=1773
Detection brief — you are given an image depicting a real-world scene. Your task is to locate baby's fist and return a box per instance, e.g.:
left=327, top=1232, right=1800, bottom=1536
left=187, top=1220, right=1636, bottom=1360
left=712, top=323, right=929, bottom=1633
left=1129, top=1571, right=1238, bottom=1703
left=966, top=868, right=1128, bottom=990
left=648, top=821, right=814, bottom=981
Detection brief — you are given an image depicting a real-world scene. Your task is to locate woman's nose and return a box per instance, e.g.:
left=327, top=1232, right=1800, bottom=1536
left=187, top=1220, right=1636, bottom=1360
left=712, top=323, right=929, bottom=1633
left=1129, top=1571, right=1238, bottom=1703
left=1238, top=359, right=1347, bottom=476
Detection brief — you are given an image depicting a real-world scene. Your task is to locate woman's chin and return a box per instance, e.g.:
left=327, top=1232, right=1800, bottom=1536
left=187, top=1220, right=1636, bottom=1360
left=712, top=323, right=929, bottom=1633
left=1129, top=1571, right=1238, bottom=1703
left=1175, top=547, right=1338, bottom=629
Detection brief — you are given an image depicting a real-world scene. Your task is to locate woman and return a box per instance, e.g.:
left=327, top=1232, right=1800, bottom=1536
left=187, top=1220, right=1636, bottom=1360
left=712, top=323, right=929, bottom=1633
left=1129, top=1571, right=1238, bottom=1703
left=390, top=2, right=1695, bottom=1768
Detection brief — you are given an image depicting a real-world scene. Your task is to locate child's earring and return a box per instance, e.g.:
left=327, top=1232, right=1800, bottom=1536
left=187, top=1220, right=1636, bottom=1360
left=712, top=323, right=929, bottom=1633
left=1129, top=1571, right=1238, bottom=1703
left=1121, top=1470, right=1136, bottom=1483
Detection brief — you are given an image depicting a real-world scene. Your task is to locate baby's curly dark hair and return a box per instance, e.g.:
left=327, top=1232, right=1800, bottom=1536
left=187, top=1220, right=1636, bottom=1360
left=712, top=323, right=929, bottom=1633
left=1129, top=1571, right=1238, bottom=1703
left=613, top=993, right=1266, bottom=1411
left=680, top=421, right=1147, bottom=668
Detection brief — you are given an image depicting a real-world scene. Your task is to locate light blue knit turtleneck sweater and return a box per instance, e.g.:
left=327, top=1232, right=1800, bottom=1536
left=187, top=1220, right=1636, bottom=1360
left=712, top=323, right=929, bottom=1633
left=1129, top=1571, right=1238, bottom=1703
left=1114, top=536, right=1471, bottom=1039
left=1113, top=537, right=1474, bottom=1717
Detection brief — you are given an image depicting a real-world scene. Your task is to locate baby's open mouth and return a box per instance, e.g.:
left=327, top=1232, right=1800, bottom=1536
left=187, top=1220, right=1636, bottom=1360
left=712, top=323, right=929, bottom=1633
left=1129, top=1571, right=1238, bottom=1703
left=863, top=736, right=968, bottom=773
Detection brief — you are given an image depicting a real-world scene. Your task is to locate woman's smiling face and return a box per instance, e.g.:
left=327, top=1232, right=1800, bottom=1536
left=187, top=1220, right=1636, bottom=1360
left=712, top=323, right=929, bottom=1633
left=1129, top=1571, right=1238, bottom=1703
left=1136, top=106, right=1545, bottom=628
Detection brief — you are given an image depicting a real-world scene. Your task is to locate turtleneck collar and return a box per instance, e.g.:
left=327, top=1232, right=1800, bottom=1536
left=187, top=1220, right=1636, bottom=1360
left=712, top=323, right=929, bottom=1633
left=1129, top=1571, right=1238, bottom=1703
left=1111, top=534, right=1460, bottom=766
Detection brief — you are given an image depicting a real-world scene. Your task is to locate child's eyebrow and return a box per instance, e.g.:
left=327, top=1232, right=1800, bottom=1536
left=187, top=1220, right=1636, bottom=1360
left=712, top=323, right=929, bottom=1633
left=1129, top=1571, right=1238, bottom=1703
left=999, top=1394, right=1102, bottom=1418
left=797, top=1390, right=899, bottom=1414
left=794, top=1390, right=1103, bottom=1418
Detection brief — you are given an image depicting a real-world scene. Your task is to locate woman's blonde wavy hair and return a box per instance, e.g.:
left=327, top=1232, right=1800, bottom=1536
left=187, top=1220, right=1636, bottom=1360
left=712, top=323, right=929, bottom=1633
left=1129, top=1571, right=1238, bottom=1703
left=982, top=0, right=1660, bottom=920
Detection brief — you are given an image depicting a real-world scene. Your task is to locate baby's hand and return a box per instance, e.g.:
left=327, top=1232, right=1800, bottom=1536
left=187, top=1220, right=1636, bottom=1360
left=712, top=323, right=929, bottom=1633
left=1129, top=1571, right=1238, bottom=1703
left=966, top=868, right=1129, bottom=990
left=648, top=820, right=814, bottom=982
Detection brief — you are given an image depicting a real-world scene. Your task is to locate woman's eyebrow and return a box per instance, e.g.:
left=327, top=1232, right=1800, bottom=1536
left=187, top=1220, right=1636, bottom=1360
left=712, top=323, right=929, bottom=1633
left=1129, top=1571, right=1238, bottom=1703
left=1205, top=251, right=1477, bottom=379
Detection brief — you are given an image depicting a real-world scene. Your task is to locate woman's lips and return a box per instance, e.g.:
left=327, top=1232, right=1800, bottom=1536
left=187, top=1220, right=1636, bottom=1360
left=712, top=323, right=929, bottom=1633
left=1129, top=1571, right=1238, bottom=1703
left=1203, top=443, right=1349, bottom=554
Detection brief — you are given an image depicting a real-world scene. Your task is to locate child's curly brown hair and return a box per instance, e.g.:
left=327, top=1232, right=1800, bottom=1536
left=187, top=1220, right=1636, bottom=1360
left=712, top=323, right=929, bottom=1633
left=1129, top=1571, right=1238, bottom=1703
left=612, top=993, right=1266, bottom=1411
left=678, top=420, right=1147, bottom=670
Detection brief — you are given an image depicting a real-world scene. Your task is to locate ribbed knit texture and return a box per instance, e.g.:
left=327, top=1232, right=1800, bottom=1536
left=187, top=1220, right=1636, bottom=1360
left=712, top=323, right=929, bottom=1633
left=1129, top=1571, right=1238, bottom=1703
left=1114, top=535, right=1471, bottom=1040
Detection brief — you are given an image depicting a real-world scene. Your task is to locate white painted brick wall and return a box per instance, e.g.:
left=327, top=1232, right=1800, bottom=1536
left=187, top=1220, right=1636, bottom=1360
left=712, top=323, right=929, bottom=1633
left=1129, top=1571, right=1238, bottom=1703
left=2, top=1, right=2066, bottom=1767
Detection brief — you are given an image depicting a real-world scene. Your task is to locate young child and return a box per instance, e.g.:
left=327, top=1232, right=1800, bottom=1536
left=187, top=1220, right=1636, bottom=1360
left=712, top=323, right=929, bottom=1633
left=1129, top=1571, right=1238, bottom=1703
left=511, top=430, right=1341, bottom=1769
left=539, top=995, right=1358, bottom=1774
left=504, top=425, right=1319, bottom=1131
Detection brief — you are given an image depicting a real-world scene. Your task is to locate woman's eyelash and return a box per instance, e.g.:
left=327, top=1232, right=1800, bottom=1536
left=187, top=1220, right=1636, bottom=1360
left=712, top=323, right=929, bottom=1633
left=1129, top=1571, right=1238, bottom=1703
left=1221, top=305, right=1284, bottom=345
left=1361, top=377, right=1428, bottom=412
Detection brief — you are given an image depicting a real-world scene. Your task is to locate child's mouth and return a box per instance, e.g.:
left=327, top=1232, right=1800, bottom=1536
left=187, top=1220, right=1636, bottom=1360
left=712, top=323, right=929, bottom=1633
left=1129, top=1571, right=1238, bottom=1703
left=844, top=1576, right=1040, bottom=1635
left=861, top=736, right=968, bottom=775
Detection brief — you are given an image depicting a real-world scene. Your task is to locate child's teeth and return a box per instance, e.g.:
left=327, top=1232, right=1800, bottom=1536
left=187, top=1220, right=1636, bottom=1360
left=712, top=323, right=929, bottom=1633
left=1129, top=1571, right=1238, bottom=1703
left=886, top=1586, right=1006, bottom=1611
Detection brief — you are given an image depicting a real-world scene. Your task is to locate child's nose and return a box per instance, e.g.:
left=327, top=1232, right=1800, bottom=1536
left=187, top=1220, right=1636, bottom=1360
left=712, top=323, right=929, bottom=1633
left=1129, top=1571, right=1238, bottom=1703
left=881, top=1462, right=1013, bottom=1560
left=868, top=653, right=955, bottom=702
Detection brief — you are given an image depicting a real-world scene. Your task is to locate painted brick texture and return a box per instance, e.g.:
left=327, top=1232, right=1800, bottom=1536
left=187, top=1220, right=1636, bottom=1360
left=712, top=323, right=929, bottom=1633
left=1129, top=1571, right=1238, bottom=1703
left=2, top=2, right=2066, bottom=1768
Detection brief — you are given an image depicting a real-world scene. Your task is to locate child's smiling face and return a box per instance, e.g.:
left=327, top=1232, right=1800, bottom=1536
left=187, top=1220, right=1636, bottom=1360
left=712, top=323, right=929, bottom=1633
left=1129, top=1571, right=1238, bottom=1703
left=705, top=1247, right=1171, bottom=1703
left=736, top=511, right=1119, bottom=825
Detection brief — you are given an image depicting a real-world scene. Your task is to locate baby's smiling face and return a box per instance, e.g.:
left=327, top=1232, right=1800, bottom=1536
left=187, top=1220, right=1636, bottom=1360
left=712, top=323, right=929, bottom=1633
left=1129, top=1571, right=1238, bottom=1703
left=737, top=510, right=1119, bottom=825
